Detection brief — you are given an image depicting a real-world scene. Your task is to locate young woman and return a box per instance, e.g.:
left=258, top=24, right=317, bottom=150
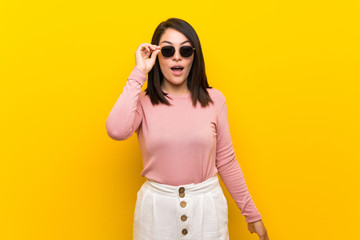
left=106, top=18, right=269, bottom=240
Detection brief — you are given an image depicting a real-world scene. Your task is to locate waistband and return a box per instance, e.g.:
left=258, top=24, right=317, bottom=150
left=144, top=174, right=220, bottom=197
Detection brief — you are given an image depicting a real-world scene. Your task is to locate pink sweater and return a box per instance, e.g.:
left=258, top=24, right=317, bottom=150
left=106, top=66, right=262, bottom=223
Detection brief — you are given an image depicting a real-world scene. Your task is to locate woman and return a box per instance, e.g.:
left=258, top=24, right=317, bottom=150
left=106, top=18, right=269, bottom=240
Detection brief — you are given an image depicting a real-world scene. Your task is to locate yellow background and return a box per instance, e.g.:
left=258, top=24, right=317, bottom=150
left=1, top=0, right=359, bottom=239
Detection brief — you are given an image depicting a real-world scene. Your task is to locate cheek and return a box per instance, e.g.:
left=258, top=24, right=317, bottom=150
left=158, top=59, right=168, bottom=73
left=159, top=57, right=170, bottom=68
left=186, top=58, right=194, bottom=69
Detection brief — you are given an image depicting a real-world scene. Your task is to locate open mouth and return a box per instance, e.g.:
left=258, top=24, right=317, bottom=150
left=170, top=66, right=184, bottom=74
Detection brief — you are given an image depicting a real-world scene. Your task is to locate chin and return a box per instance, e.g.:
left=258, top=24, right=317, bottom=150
left=167, top=79, right=186, bottom=85
left=164, top=74, right=188, bottom=84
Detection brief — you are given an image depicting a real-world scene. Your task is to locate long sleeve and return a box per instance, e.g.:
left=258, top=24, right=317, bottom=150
left=106, top=66, right=146, bottom=141
left=215, top=97, right=262, bottom=223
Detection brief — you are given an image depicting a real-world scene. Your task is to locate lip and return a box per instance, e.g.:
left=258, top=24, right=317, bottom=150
left=171, top=64, right=184, bottom=68
left=170, top=65, right=184, bottom=76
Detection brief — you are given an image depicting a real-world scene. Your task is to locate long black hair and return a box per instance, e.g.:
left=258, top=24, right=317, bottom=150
left=146, top=18, right=214, bottom=108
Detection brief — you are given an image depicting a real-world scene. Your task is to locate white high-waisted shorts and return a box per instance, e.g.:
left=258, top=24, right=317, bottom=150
left=133, top=174, right=229, bottom=240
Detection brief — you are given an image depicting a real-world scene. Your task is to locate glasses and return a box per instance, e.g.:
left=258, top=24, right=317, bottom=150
left=160, top=46, right=196, bottom=58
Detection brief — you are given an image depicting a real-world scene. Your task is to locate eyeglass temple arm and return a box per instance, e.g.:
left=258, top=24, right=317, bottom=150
left=159, top=47, right=196, bottom=50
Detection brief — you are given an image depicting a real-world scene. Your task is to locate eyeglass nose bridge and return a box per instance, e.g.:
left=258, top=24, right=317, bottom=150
left=173, top=48, right=182, bottom=59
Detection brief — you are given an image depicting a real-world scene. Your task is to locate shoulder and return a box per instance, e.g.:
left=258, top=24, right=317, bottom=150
left=206, top=88, right=227, bottom=116
left=137, top=90, right=148, bottom=107
left=207, top=87, right=226, bottom=104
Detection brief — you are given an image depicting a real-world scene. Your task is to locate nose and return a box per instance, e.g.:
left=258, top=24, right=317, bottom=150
left=172, top=48, right=182, bottom=61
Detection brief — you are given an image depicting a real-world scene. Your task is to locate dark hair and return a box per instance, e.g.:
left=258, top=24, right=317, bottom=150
left=145, top=18, right=214, bottom=108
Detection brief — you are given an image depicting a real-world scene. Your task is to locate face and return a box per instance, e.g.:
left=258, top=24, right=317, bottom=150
left=158, top=28, right=194, bottom=88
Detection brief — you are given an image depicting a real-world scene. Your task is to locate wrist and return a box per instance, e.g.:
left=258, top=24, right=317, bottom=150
left=248, top=219, right=262, bottom=224
left=129, top=66, right=147, bottom=85
left=135, top=66, right=147, bottom=75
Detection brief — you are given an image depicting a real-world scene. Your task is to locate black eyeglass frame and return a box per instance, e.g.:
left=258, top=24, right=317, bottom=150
left=160, top=46, right=196, bottom=58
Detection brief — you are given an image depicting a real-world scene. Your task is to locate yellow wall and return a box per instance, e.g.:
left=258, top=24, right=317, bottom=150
left=1, top=0, right=359, bottom=239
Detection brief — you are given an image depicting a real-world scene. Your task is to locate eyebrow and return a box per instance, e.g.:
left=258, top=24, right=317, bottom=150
left=160, top=40, right=191, bottom=45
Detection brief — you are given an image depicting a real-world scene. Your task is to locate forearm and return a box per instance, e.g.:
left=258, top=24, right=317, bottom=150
left=106, top=66, right=146, bottom=140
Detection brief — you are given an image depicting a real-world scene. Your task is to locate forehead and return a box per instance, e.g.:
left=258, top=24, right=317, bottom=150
left=159, top=28, right=190, bottom=45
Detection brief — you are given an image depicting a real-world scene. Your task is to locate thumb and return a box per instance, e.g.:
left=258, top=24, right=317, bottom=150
left=248, top=225, right=254, bottom=233
left=150, top=49, right=160, bottom=63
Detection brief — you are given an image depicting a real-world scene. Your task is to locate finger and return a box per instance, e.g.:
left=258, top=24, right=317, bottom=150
left=139, top=43, right=150, bottom=51
left=259, top=233, right=266, bottom=240
left=136, top=43, right=143, bottom=51
left=151, top=44, right=161, bottom=50
left=149, top=50, right=160, bottom=63
left=137, top=43, right=147, bottom=51
left=147, top=45, right=158, bottom=56
left=136, top=44, right=147, bottom=56
left=154, top=45, right=161, bottom=51
left=142, top=44, right=149, bottom=52
left=142, top=46, right=152, bottom=56
left=137, top=43, right=158, bottom=58
left=143, top=43, right=152, bottom=52
left=258, top=232, right=268, bottom=240
left=150, top=49, right=160, bottom=59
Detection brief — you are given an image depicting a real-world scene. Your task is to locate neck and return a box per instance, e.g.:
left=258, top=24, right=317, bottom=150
left=161, top=79, right=190, bottom=95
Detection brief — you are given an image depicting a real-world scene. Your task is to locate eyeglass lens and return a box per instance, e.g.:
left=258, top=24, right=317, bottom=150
left=161, top=46, right=194, bottom=58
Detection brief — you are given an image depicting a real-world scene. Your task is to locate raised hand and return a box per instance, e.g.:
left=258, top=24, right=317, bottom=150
left=135, top=43, right=161, bottom=75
